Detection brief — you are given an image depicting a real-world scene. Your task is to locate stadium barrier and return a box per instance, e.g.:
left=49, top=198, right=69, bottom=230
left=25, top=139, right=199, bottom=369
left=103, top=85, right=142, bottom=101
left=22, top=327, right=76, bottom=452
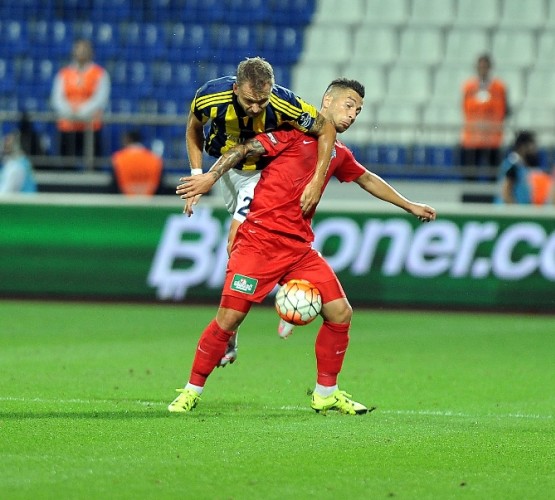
left=1, top=195, right=554, bottom=312
left=3, top=110, right=554, bottom=183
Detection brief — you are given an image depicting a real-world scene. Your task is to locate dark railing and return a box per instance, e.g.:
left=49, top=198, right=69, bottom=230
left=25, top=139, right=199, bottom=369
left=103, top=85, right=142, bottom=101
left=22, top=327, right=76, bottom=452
left=2, top=111, right=554, bottom=184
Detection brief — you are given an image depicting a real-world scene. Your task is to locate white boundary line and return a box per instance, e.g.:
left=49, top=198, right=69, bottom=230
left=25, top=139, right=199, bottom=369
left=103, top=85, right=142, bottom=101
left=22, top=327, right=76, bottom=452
left=0, top=397, right=552, bottom=420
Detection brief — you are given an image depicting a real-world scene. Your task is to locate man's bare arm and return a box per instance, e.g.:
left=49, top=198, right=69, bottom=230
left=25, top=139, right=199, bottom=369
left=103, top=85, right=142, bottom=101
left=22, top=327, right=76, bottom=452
left=355, top=171, right=437, bottom=222
left=301, top=113, right=336, bottom=215
left=176, top=139, right=266, bottom=206
left=185, top=111, right=205, bottom=172
left=183, top=112, right=206, bottom=214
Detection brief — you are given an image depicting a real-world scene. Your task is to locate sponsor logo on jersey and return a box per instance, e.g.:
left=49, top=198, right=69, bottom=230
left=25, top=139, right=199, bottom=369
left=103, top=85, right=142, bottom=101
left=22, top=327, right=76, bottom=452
left=230, top=274, right=258, bottom=294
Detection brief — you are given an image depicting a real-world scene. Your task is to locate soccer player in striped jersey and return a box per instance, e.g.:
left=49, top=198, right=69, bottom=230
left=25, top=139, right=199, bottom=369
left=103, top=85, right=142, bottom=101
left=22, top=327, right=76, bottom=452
left=169, top=79, right=436, bottom=415
left=184, top=57, right=336, bottom=367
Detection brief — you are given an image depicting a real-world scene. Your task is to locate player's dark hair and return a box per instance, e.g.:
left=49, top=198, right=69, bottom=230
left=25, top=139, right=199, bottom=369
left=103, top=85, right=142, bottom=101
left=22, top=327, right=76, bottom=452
left=236, top=57, right=275, bottom=91
left=126, top=130, right=142, bottom=144
left=325, top=78, right=365, bottom=99
left=513, top=130, right=535, bottom=150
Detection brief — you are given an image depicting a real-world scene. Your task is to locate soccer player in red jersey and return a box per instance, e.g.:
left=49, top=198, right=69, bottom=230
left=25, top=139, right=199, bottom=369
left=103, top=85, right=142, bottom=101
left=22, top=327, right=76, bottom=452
left=186, top=57, right=337, bottom=367
left=169, top=79, right=436, bottom=414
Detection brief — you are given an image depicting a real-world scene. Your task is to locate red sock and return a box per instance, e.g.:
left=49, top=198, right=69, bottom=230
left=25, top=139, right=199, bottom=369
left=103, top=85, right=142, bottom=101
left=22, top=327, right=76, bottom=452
left=189, top=319, right=234, bottom=387
left=314, top=321, right=350, bottom=387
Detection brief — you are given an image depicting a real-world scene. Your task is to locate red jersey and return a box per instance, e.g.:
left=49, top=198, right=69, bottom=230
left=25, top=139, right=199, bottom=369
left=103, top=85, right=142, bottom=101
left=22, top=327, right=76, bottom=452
left=246, top=127, right=366, bottom=243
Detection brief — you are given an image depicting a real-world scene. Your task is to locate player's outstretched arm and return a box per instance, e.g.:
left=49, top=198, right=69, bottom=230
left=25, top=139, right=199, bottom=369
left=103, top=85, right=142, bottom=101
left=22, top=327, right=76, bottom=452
left=176, top=138, right=267, bottom=216
left=301, top=114, right=337, bottom=215
left=184, top=112, right=205, bottom=215
left=355, top=171, right=437, bottom=222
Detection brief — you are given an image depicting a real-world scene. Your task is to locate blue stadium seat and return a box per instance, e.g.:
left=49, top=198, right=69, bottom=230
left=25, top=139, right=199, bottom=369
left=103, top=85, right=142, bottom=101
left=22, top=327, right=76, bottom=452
left=37, top=60, right=54, bottom=84
left=159, top=99, right=179, bottom=115
left=223, top=0, right=268, bottom=23
left=0, top=21, right=29, bottom=56
left=28, top=20, right=71, bottom=59
left=93, top=23, right=120, bottom=59
left=0, top=59, right=15, bottom=93
left=196, top=63, right=237, bottom=84
left=185, top=0, right=226, bottom=23
left=365, top=145, right=381, bottom=165
left=267, top=0, right=316, bottom=26
left=138, top=98, right=159, bottom=114
left=1, top=0, right=54, bottom=20
left=152, top=61, right=173, bottom=87
left=148, top=0, right=177, bottom=22
left=72, top=20, right=94, bottom=39
left=110, top=98, right=137, bottom=114
left=91, top=0, right=131, bottom=22
left=127, top=62, right=154, bottom=98
left=174, top=63, right=199, bottom=91
left=257, top=26, right=304, bottom=64
left=0, top=93, right=19, bottom=113
left=428, top=146, right=454, bottom=168
left=117, top=21, right=141, bottom=48
left=163, top=23, right=210, bottom=62
left=106, top=60, right=128, bottom=88
left=409, top=145, right=458, bottom=180
left=141, top=23, right=167, bottom=59
left=209, top=24, right=257, bottom=60
left=412, top=145, right=455, bottom=168
left=272, top=65, right=291, bottom=88
left=379, top=145, right=408, bottom=166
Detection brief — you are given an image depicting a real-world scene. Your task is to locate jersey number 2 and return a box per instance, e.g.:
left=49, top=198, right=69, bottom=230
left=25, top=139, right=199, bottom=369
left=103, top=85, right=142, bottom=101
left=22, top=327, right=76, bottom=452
left=237, top=196, right=253, bottom=217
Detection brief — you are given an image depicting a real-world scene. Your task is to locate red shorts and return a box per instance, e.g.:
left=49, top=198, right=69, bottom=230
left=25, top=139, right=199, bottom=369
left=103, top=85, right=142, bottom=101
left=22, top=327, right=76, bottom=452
left=222, top=221, right=346, bottom=306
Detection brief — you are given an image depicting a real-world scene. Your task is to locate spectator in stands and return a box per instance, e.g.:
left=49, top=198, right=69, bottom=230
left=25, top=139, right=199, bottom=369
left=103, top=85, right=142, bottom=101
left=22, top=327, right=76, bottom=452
left=460, top=54, right=508, bottom=181
left=50, top=39, right=111, bottom=164
left=498, top=130, right=552, bottom=205
left=0, top=132, right=37, bottom=194
left=111, top=130, right=163, bottom=196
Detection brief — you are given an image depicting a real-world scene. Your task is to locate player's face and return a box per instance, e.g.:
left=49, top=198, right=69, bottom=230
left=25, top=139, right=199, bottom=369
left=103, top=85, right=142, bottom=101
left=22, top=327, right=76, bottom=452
left=326, top=89, right=363, bottom=133
left=234, top=82, right=272, bottom=118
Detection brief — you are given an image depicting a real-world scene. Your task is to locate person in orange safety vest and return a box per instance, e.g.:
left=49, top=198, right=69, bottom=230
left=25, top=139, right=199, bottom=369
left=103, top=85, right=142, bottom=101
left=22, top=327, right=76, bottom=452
left=111, top=130, right=163, bottom=196
left=460, top=54, right=508, bottom=181
left=50, top=39, right=111, bottom=164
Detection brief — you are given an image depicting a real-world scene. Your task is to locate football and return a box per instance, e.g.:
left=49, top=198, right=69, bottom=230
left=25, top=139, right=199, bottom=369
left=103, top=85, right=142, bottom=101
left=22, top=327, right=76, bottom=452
left=275, top=279, right=322, bottom=326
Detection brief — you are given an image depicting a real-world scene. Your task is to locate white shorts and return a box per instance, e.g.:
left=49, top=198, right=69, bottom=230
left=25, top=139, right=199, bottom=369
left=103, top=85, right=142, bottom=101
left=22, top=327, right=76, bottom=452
left=219, top=169, right=262, bottom=222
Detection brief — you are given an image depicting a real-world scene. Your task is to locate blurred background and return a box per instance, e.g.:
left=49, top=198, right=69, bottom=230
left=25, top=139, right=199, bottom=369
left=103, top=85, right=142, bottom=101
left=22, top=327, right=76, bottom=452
left=1, top=0, right=555, bottom=310
left=1, top=0, right=554, bottom=199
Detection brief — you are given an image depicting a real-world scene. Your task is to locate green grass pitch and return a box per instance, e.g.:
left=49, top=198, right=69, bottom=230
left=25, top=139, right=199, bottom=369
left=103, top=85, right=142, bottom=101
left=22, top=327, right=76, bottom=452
left=1, top=300, right=553, bottom=499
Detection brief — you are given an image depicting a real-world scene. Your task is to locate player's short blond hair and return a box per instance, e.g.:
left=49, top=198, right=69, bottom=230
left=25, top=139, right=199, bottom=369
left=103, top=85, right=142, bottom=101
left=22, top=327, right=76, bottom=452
left=236, top=57, right=275, bottom=92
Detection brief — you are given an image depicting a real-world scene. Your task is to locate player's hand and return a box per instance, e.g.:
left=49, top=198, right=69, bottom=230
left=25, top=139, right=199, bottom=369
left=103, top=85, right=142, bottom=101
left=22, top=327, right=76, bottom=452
left=410, top=203, right=437, bottom=223
left=177, top=174, right=215, bottom=197
left=183, top=194, right=202, bottom=216
left=177, top=174, right=215, bottom=216
left=300, top=179, right=324, bottom=216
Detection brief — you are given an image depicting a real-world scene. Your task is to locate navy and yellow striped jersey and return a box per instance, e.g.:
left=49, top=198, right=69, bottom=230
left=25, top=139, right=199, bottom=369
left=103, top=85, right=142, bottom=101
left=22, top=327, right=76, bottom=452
left=191, top=76, right=319, bottom=170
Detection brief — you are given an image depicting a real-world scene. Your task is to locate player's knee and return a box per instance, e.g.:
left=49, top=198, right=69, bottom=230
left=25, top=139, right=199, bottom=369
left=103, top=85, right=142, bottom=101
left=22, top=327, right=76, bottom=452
left=216, top=307, right=246, bottom=332
left=322, top=298, right=352, bottom=324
